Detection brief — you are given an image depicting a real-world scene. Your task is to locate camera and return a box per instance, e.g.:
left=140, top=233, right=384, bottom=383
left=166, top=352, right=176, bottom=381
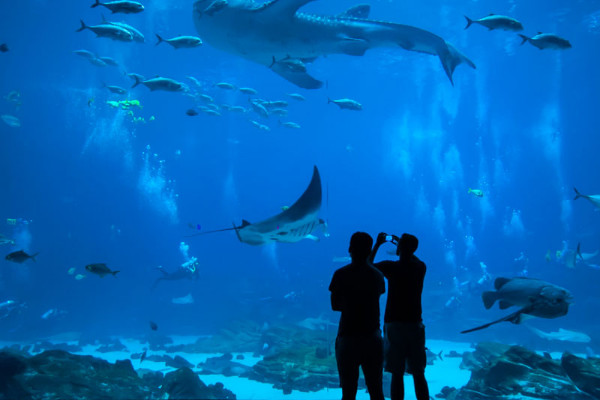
left=385, top=235, right=398, bottom=244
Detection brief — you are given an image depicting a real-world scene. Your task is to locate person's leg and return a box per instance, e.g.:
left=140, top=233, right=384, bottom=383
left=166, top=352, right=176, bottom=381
left=361, top=335, right=384, bottom=400
left=412, top=371, right=429, bottom=400
left=406, top=323, right=428, bottom=400
left=336, top=336, right=359, bottom=400
left=390, top=373, right=404, bottom=400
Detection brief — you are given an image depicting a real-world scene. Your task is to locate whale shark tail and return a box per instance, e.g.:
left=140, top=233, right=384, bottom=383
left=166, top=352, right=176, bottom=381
left=440, top=42, right=476, bottom=86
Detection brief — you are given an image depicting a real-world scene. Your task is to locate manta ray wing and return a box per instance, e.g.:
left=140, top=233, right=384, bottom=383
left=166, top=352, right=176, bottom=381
left=235, top=166, right=322, bottom=245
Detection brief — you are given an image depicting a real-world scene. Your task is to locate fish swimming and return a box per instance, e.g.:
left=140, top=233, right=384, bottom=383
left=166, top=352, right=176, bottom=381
left=328, top=98, right=362, bottom=110
left=0, top=234, right=15, bottom=246
left=91, top=0, right=144, bottom=14
left=192, top=0, right=475, bottom=88
left=249, top=100, right=269, bottom=118
left=527, top=326, right=591, bottom=343
left=76, top=20, right=134, bottom=42
left=287, top=93, right=305, bottom=101
left=98, top=56, right=119, bottom=66
left=573, top=187, right=600, bottom=209
left=461, top=277, right=573, bottom=333
left=468, top=188, right=484, bottom=197
left=85, top=263, right=120, bottom=277
left=250, top=120, right=270, bottom=130
left=190, top=166, right=325, bottom=244
left=1, top=115, right=20, bottom=128
left=5, top=250, right=38, bottom=263
left=235, top=166, right=324, bottom=245
left=104, top=84, right=127, bottom=94
left=156, top=34, right=203, bottom=49
left=216, top=82, right=236, bottom=90
left=577, top=243, right=599, bottom=263
left=519, top=33, right=572, bottom=50
left=152, top=265, right=198, bottom=289
left=73, top=49, right=97, bottom=60
left=101, top=16, right=145, bottom=42
left=464, top=14, right=523, bottom=31
left=281, top=121, right=301, bottom=129
left=0, top=44, right=8, bottom=53
left=132, top=76, right=187, bottom=92
left=239, top=87, right=258, bottom=95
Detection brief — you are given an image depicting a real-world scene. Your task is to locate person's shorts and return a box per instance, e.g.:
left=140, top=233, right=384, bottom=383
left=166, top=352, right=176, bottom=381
left=383, top=322, right=426, bottom=375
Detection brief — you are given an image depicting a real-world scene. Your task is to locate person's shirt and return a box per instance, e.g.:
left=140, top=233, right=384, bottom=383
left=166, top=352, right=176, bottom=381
left=374, top=255, right=426, bottom=323
left=329, top=261, right=385, bottom=337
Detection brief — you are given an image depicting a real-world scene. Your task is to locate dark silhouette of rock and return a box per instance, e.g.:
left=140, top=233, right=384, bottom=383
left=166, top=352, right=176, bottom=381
left=96, top=338, right=127, bottom=353
left=445, top=343, right=599, bottom=400
left=165, top=355, right=194, bottom=369
left=161, top=367, right=235, bottom=399
left=0, top=352, right=27, bottom=378
left=31, top=341, right=82, bottom=353
left=20, top=350, right=150, bottom=399
left=197, top=353, right=251, bottom=376
left=0, top=351, right=30, bottom=400
left=561, top=352, right=600, bottom=399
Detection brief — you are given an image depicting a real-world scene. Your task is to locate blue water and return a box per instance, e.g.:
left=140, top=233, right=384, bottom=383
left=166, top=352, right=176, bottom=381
left=1, top=0, right=599, bottom=353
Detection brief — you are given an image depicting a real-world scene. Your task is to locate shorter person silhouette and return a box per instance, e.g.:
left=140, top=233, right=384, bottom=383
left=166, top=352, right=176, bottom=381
left=369, top=232, right=430, bottom=400
left=329, top=232, right=385, bottom=400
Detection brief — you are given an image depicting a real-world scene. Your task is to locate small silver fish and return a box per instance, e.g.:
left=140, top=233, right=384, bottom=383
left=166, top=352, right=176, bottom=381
left=328, top=97, right=362, bottom=111
left=519, top=33, right=571, bottom=50
left=155, top=34, right=202, bottom=49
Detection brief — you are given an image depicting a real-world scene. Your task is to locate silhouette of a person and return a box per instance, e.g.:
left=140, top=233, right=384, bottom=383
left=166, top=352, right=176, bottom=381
left=329, top=232, right=385, bottom=400
left=369, top=232, right=429, bottom=400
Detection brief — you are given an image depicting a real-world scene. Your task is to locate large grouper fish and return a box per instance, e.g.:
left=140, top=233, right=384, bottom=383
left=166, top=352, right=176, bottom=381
left=461, top=277, right=573, bottom=334
left=192, top=0, right=476, bottom=88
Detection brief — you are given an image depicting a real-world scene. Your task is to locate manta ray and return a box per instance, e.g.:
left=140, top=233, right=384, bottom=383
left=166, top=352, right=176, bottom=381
left=192, top=0, right=476, bottom=88
left=234, top=165, right=325, bottom=245
left=192, top=166, right=325, bottom=245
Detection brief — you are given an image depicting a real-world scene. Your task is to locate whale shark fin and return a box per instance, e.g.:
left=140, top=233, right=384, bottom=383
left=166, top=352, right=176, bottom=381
left=339, top=35, right=369, bottom=56
left=271, top=62, right=323, bottom=89
left=254, top=0, right=317, bottom=18
left=339, top=4, right=370, bottom=19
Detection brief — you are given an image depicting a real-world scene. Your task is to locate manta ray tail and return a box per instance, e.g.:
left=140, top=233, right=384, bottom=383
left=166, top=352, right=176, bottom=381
left=461, top=307, right=531, bottom=334
left=440, top=42, right=476, bottom=86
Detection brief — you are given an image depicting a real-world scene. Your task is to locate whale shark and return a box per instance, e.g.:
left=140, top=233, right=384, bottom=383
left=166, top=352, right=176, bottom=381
left=192, top=0, right=475, bottom=88
left=234, top=165, right=325, bottom=245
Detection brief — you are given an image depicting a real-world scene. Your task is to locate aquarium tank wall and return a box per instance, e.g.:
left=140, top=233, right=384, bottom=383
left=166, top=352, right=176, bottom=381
left=1, top=0, right=599, bottom=399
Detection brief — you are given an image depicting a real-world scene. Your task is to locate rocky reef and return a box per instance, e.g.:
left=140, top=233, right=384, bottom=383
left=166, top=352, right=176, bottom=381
left=0, top=349, right=235, bottom=400
left=438, top=342, right=600, bottom=400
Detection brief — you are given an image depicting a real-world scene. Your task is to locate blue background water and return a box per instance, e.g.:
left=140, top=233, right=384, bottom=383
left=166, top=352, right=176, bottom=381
left=1, top=0, right=599, bottom=350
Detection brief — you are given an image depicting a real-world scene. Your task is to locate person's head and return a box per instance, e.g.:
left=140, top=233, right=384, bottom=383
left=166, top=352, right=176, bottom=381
left=396, top=233, right=418, bottom=257
left=348, top=231, right=373, bottom=262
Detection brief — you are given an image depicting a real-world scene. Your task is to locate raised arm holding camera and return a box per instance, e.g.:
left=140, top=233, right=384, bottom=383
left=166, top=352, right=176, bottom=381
left=369, top=232, right=430, bottom=400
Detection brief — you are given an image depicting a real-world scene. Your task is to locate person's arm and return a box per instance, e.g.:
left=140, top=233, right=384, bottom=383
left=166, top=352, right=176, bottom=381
left=368, top=232, right=388, bottom=265
left=331, top=291, right=343, bottom=311
left=329, top=272, right=343, bottom=311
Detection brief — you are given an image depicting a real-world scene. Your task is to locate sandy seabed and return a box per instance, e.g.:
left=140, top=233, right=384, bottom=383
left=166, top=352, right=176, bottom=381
left=2, top=336, right=479, bottom=399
